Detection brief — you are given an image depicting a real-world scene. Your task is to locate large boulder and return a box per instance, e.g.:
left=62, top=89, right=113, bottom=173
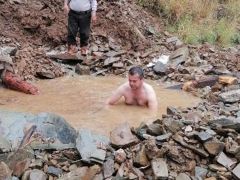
left=0, top=110, right=77, bottom=150
left=32, top=113, right=77, bottom=148
left=0, top=110, right=35, bottom=146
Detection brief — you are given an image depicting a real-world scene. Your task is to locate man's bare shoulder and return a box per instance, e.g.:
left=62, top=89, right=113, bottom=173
left=118, top=82, right=130, bottom=90
left=143, top=82, right=155, bottom=93
left=143, top=82, right=158, bottom=110
left=112, top=82, right=129, bottom=96
left=107, top=82, right=129, bottom=105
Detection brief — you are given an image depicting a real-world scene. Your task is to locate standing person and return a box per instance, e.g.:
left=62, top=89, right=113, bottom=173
left=106, top=66, right=158, bottom=111
left=63, top=0, right=97, bottom=55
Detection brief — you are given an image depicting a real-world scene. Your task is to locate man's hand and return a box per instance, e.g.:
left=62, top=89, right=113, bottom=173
left=107, top=84, right=125, bottom=105
left=64, top=4, right=70, bottom=15
left=91, top=12, right=97, bottom=24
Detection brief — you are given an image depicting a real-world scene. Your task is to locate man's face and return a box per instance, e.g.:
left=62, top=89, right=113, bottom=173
left=128, top=74, right=143, bottom=90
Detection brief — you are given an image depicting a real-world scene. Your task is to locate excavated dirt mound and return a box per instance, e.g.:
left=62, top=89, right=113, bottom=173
left=0, top=0, right=163, bottom=79
left=0, top=0, right=67, bottom=79
left=0, top=0, right=163, bottom=47
left=0, top=0, right=66, bottom=46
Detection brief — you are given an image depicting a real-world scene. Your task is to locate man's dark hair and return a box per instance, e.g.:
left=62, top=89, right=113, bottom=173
left=128, top=66, right=144, bottom=79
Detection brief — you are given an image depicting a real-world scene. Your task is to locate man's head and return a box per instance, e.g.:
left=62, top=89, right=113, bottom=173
left=128, top=66, right=144, bottom=90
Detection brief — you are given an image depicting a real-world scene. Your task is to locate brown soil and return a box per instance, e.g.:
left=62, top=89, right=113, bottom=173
left=0, top=0, right=164, bottom=79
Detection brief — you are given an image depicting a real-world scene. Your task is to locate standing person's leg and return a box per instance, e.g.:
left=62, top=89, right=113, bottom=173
left=67, top=11, right=79, bottom=54
left=78, top=11, right=91, bottom=55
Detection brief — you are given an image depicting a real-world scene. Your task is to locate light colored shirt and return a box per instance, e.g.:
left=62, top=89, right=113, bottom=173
left=69, top=0, right=97, bottom=12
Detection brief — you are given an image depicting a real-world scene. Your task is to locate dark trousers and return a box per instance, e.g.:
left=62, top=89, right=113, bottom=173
left=67, top=9, right=91, bottom=47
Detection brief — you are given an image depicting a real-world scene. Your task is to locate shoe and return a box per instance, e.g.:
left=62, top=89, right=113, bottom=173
left=67, top=45, right=77, bottom=55
left=81, top=46, right=88, bottom=56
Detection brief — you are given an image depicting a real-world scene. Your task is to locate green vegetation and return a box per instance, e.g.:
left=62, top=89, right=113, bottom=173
left=138, top=0, right=240, bottom=47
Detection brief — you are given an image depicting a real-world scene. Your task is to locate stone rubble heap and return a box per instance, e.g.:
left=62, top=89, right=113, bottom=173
left=0, top=87, right=240, bottom=180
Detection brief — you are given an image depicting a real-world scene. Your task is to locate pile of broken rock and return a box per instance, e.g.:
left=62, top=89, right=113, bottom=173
left=0, top=90, right=240, bottom=180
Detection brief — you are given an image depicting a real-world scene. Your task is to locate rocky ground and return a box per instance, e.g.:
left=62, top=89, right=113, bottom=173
left=0, top=0, right=240, bottom=179
left=0, top=94, right=240, bottom=180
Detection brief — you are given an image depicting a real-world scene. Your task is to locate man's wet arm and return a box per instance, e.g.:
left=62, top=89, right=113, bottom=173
left=107, top=88, right=124, bottom=105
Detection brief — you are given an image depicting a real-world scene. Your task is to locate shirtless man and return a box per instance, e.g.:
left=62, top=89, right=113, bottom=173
left=107, top=66, right=158, bottom=111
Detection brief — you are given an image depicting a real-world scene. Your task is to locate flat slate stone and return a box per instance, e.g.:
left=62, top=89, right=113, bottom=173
left=219, top=89, right=240, bottom=103
left=216, top=152, right=236, bottom=169
left=47, top=53, right=85, bottom=63
left=176, top=173, right=191, bottom=180
left=110, top=122, right=138, bottom=148
left=76, top=129, right=109, bottom=164
left=195, top=166, right=208, bottom=179
left=133, top=145, right=149, bottom=167
left=232, top=163, right=240, bottom=179
left=103, top=57, right=120, bottom=66
left=209, top=116, right=240, bottom=132
left=48, top=53, right=82, bottom=61
left=153, top=61, right=167, bottom=75
left=151, top=158, right=168, bottom=179
left=163, top=119, right=184, bottom=133
left=196, top=131, right=213, bottom=142
left=36, top=70, right=55, bottom=79
left=205, top=129, right=216, bottom=136
left=57, top=167, right=88, bottom=180
left=29, top=169, right=47, bottom=180
left=47, top=166, right=63, bottom=177
left=203, top=141, right=225, bottom=155
left=208, top=164, right=227, bottom=172
left=105, top=50, right=126, bottom=57
left=156, top=133, right=172, bottom=142
left=103, top=158, right=115, bottom=178
left=75, top=64, right=90, bottom=75
left=168, top=47, right=189, bottom=68
left=147, top=123, right=164, bottom=136
left=0, top=136, right=11, bottom=152
left=173, top=134, right=209, bottom=158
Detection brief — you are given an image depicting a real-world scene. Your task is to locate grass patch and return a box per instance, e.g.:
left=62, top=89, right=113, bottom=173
left=138, top=0, right=240, bottom=47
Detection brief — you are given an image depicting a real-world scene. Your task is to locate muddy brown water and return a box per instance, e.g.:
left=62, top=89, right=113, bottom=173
left=0, top=76, right=200, bottom=135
